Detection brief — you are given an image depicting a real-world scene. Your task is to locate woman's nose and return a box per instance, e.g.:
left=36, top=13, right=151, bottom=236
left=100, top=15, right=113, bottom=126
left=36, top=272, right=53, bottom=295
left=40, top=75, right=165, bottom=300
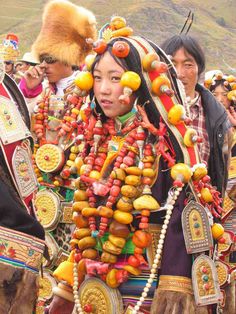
left=100, top=79, right=110, bottom=94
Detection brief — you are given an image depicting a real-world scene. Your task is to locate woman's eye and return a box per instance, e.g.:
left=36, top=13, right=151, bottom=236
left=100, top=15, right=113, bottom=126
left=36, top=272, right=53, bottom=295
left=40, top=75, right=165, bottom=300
left=111, top=76, right=121, bottom=82
left=93, top=75, right=101, bottom=80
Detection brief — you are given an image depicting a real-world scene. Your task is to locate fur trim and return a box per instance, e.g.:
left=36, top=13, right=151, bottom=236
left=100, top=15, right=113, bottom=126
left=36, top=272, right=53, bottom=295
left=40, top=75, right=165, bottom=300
left=150, top=289, right=208, bottom=314
left=32, top=0, right=97, bottom=65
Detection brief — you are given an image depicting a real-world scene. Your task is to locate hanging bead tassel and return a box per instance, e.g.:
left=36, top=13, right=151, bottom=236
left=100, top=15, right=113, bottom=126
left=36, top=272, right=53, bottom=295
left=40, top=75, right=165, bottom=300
left=73, top=261, right=84, bottom=314
left=132, top=185, right=183, bottom=314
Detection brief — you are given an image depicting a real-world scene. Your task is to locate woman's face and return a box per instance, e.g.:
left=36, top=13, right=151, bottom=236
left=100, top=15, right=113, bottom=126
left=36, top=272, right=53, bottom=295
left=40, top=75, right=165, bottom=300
left=93, top=52, right=134, bottom=118
left=212, top=84, right=231, bottom=109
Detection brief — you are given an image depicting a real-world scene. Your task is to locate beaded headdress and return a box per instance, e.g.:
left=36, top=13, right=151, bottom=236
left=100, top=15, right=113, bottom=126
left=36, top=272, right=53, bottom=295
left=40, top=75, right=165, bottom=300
left=0, top=33, right=19, bottom=62
left=204, top=70, right=236, bottom=104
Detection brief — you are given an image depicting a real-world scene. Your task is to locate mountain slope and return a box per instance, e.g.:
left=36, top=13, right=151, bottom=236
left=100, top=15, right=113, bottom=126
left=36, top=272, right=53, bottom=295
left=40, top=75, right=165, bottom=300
left=0, top=0, right=235, bottom=72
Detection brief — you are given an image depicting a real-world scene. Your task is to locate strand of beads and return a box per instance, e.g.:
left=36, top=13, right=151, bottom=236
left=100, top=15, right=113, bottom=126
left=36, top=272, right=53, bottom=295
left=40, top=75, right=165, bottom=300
left=132, top=185, right=183, bottom=314
left=73, top=261, right=83, bottom=314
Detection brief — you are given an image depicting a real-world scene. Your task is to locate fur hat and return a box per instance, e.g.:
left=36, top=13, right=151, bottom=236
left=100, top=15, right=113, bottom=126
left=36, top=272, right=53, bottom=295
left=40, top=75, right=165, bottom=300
left=32, top=0, right=97, bottom=66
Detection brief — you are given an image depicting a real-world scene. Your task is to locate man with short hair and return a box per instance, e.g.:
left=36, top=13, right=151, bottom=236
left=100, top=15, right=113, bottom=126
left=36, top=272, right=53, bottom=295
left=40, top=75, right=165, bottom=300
left=4, top=60, right=15, bottom=77
left=161, top=34, right=231, bottom=195
left=158, top=34, right=233, bottom=314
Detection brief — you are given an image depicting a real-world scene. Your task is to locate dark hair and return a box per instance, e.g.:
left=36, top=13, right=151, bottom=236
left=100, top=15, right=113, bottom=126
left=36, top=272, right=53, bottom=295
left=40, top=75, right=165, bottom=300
left=90, top=36, right=185, bottom=162
left=209, top=79, right=232, bottom=93
left=160, top=35, right=205, bottom=76
left=209, top=78, right=234, bottom=107
left=90, top=37, right=179, bottom=126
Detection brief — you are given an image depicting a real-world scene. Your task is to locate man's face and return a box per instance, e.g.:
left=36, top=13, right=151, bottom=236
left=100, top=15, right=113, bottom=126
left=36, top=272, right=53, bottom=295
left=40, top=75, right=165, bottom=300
left=171, top=48, right=199, bottom=99
left=20, top=62, right=31, bottom=73
left=39, top=55, right=73, bottom=83
left=4, top=61, right=14, bottom=74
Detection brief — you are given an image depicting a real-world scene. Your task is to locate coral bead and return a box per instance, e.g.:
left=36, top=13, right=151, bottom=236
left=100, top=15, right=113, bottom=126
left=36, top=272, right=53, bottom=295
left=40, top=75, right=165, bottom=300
left=93, top=39, right=107, bottom=54
left=74, top=71, right=94, bottom=91
left=110, top=185, right=121, bottom=197
left=112, top=41, right=130, bottom=58
left=120, top=71, right=141, bottom=91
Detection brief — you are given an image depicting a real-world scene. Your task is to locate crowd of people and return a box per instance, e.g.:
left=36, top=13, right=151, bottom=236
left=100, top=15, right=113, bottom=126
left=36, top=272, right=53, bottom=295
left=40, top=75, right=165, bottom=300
left=0, top=1, right=235, bottom=314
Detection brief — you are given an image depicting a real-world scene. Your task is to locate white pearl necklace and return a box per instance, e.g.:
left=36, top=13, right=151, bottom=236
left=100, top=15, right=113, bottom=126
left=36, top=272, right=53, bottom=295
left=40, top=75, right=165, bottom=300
left=73, top=262, right=83, bottom=314
left=132, top=186, right=183, bottom=314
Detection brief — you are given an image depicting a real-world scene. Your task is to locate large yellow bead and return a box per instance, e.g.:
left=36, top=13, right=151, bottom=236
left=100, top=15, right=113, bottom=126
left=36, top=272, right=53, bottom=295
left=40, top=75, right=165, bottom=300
left=168, top=104, right=185, bottom=125
left=170, top=163, right=192, bottom=183
left=192, top=164, right=208, bottom=181
left=142, top=53, right=160, bottom=72
left=89, top=170, right=101, bottom=180
left=110, top=16, right=126, bottom=29
left=211, top=223, right=224, bottom=240
left=53, top=261, right=74, bottom=286
left=120, top=71, right=141, bottom=91
left=74, top=71, right=94, bottom=91
left=200, top=187, right=213, bottom=203
left=84, top=54, right=96, bottom=71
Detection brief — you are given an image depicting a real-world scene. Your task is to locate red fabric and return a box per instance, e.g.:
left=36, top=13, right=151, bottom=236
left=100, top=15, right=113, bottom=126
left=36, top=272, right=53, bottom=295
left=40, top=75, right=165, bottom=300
left=159, top=94, right=197, bottom=166
left=0, top=82, right=33, bottom=211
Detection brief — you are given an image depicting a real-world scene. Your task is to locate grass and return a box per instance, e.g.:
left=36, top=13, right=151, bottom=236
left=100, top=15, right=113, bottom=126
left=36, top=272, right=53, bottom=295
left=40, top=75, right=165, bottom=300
left=0, top=0, right=235, bottom=72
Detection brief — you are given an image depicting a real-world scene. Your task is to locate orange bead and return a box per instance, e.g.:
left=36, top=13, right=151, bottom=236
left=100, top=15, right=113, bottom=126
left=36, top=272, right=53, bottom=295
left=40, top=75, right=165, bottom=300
left=93, top=39, right=107, bottom=54
left=142, top=177, right=152, bottom=185
left=141, top=209, right=151, bottom=217
left=112, top=41, right=130, bottom=58
left=134, top=247, right=143, bottom=254
left=143, top=162, right=153, bottom=168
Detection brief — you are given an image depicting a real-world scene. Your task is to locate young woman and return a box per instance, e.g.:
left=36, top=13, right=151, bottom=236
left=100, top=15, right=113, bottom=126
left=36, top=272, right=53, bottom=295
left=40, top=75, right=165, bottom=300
left=47, top=18, right=226, bottom=314
left=205, top=73, right=236, bottom=313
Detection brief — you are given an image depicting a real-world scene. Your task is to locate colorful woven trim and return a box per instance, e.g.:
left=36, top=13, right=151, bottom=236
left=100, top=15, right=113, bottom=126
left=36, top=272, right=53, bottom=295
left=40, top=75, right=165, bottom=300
left=127, top=36, right=200, bottom=168
left=158, top=275, right=193, bottom=295
left=0, top=226, right=45, bottom=273
left=228, top=156, right=236, bottom=179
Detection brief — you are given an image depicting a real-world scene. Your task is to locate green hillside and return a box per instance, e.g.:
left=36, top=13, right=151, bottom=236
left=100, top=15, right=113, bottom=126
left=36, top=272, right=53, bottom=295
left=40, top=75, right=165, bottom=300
left=0, top=0, right=235, bottom=73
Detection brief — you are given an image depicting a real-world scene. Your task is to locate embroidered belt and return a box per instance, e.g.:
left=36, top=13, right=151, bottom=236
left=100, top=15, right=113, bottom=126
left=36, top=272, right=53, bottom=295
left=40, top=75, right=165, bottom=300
left=158, top=275, right=193, bottom=295
left=0, top=226, right=44, bottom=273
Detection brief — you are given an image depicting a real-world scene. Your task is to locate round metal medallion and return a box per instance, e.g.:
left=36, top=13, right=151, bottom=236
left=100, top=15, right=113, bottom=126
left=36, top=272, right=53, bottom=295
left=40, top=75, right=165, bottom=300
left=78, top=277, right=123, bottom=314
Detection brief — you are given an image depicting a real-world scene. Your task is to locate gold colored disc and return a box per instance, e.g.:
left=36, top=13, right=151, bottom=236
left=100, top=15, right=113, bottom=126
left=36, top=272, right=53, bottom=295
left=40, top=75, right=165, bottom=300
left=38, top=271, right=57, bottom=300
left=34, top=190, right=60, bottom=230
left=215, top=261, right=228, bottom=287
left=35, top=144, right=64, bottom=173
left=78, top=278, right=123, bottom=314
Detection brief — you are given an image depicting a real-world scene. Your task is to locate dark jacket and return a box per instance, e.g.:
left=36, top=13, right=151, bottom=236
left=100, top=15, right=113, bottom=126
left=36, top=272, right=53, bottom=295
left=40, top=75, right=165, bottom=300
left=196, top=84, right=230, bottom=195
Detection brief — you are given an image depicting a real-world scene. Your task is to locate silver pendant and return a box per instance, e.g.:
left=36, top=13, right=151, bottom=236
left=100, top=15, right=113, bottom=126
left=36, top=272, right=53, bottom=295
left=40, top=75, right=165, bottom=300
left=12, top=145, right=38, bottom=197
left=182, top=201, right=213, bottom=254
left=0, top=95, right=31, bottom=144
left=192, top=254, right=222, bottom=306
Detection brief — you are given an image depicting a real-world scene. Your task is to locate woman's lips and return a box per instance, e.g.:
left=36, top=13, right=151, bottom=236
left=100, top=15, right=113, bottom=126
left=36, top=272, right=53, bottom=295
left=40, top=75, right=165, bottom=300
left=100, top=99, right=112, bottom=108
